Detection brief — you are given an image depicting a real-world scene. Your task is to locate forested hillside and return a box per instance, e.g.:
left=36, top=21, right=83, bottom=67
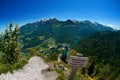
left=74, top=31, right=120, bottom=80
left=0, top=22, right=119, bottom=80
left=20, top=18, right=114, bottom=49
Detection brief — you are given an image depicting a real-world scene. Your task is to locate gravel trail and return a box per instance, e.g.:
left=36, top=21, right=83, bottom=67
left=0, top=56, right=58, bottom=80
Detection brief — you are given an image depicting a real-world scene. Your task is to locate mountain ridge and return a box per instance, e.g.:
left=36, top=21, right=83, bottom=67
left=20, top=18, right=114, bottom=49
left=21, top=18, right=115, bottom=29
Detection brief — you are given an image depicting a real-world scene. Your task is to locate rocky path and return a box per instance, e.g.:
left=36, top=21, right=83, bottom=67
left=0, top=56, right=58, bottom=80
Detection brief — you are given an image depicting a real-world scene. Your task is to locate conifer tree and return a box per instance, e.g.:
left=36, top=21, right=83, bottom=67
left=2, top=23, right=20, bottom=64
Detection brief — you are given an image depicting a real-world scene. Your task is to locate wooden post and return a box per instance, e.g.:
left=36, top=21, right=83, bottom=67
left=68, top=67, right=78, bottom=80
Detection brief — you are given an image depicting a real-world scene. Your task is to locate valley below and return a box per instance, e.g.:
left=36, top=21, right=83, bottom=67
left=0, top=18, right=120, bottom=80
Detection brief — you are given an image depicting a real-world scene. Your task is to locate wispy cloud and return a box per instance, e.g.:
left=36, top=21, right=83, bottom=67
left=107, top=24, right=120, bottom=30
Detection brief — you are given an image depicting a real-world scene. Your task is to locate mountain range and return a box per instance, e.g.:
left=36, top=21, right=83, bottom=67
left=1, top=18, right=119, bottom=79
left=20, top=18, right=114, bottom=49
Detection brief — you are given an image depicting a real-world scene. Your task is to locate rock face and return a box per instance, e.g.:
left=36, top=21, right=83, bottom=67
left=0, top=56, right=58, bottom=80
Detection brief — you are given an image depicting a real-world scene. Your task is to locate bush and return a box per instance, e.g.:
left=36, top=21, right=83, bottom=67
left=56, top=70, right=65, bottom=80
left=56, top=74, right=65, bottom=80
left=48, top=53, right=59, bottom=61
left=0, top=63, right=11, bottom=74
left=13, top=58, right=28, bottom=70
left=0, top=57, right=28, bottom=74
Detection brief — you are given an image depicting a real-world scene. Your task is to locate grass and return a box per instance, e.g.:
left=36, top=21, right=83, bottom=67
left=56, top=69, right=66, bottom=80
left=0, top=52, right=28, bottom=74
left=12, top=58, right=28, bottom=70
left=0, top=49, right=88, bottom=80
left=0, top=63, right=11, bottom=74
left=0, top=50, right=92, bottom=80
left=0, top=49, right=53, bottom=75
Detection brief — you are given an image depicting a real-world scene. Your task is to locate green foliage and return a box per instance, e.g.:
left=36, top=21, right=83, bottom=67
left=28, top=48, right=37, bottom=56
left=106, top=67, right=120, bottom=80
left=0, top=63, right=11, bottom=74
left=88, top=57, right=96, bottom=77
left=48, top=53, right=59, bottom=61
left=1, top=23, right=20, bottom=64
left=74, top=31, right=120, bottom=79
left=56, top=74, right=65, bottom=80
left=56, top=69, right=65, bottom=80
left=0, top=57, right=28, bottom=74
left=75, top=31, right=120, bottom=65
left=12, top=58, right=28, bottom=70
left=69, top=49, right=78, bottom=56
left=0, top=23, right=29, bottom=74
left=20, top=19, right=114, bottom=49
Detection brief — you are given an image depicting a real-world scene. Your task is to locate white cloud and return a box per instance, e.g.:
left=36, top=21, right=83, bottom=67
left=107, top=24, right=120, bottom=30
left=107, top=24, right=114, bottom=28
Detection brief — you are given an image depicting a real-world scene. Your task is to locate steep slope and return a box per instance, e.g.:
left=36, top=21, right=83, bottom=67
left=20, top=18, right=114, bottom=49
left=74, top=31, right=120, bottom=79
left=74, top=31, right=120, bottom=65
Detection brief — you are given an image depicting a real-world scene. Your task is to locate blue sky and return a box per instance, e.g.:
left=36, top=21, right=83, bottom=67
left=0, top=0, right=120, bottom=33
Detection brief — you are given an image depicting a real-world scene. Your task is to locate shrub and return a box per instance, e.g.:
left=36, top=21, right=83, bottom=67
left=0, top=63, right=11, bottom=74
left=0, top=57, right=28, bottom=74
left=13, top=58, right=28, bottom=70
left=56, top=70, right=65, bottom=80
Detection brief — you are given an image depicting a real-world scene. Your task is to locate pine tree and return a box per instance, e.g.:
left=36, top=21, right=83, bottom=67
left=2, top=23, right=20, bottom=64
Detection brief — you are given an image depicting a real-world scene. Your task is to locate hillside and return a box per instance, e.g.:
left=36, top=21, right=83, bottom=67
left=74, top=31, right=120, bottom=65
left=20, top=18, right=114, bottom=49
left=0, top=21, right=119, bottom=80
left=74, top=31, right=120, bottom=80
